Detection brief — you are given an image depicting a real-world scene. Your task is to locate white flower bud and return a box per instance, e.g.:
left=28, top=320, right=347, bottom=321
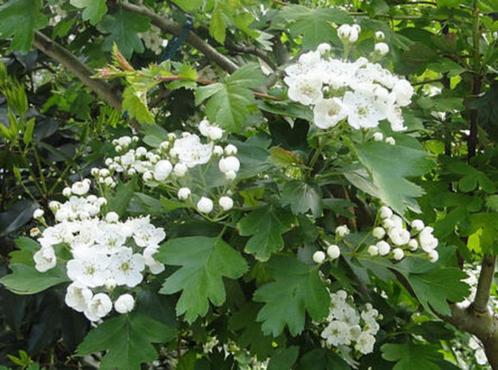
left=33, top=208, right=44, bottom=219
left=408, top=239, right=418, bottom=251
left=197, top=197, right=214, bottom=213
left=326, top=244, right=341, bottom=259
left=348, top=27, right=359, bottom=43
left=224, top=144, right=238, bottom=155
left=219, top=196, right=234, bottom=211
left=379, top=206, right=393, bottom=219
left=372, top=227, right=386, bottom=239
left=143, top=171, right=153, bottom=182
left=213, top=145, right=224, bottom=156
left=114, top=294, right=135, bottom=314
left=154, top=160, right=173, bottom=181
left=167, top=133, right=176, bottom=141
left=335, top=225, right=350, bottom=237
left=199, top=119, right=210, bottom=137
left=411, top=219, right=425, bottom=232
left=71, top=180, right=90, bottom=196
left=376, top=241, right=391, bottom=256
left=317, top=43, right=331, bottom=55
left=367, top=245, right=379, bottom=256
left=374, top=42, right=389, bottom=56
left=373, top=132, right=384, bottom=142
left=225, top=171, right=237, bottom=180
left=428, top=249, right=439, bottom=262
left=177, top=187, right=191, bottom=200
left=207, top=126, right=223, bottom=141
left=174, top=163, right=188, bottom=177
left=105, top=212, right=119, bottom=223
left=312, top=251, right=326, bottom=264
left=337, top=24, right=352, bottom=40
left=385, top=136, right=396, bottom=145
left=62, top=187, right=72, bottom=197
left=392, top=248, right=404, bottom=261
left=218, top=156, right=240, bottom=173
left=375, top=31, right=385, bottom=41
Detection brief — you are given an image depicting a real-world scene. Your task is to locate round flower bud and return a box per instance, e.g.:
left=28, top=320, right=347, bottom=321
left=224, top=144, right=238, bottom=155
left=312, top=251, right=326, bottom=264
left=326, top=244, right=341, bottom=259
left=374, top=42, right=389, bottom=56
left=372, top=227, right=386, bottom=239
left=114, top=294, right=135, bottom=314
left=375, top=31, right=385, bottom=41
left=71, top=180, right=90, bottom=196
left=428, top=249, right=439, bottom=263
left=213, top=145, right=224, bottom=156
left=348, top=27, right=359, bottom=43
left=337, top=24, right=352, bottom=40
left=91, top=168, right=99, bottom=176
left=62, top=187, right=72, bottom=197
left=143, top=171, right=153, bottom=182
left=219, top=196, right=234, bottom=211
left=408, top=238, right=418, bottom=251
left=174, top=163, right=188, bottom=177
left=411, top=219, right=425, bottom=232
left=218, top=156, right=240, bottom=173
left=199, top=119, right=210, bottom=137
left=225, top=171, right=237, bottom=180
left=335, top=225, right=350, bottom=238
left=376, top=241, right=391, bottom=256
left=33, top=208, right=44, bottom=219
left=197, top=197, right=214, bottom=213
left=385, top=136, right=396, bottom=145
left=177, top=187, right=191, bottom=200
left=167, top=133, right=176, bottom=141
left=154, top=160, right=173, bottom=181
left=373, top=132, right=384, bottom=142
left=317, top=43, right=331, bottom=55
left=379, top=206, right=393, bottom=219
left=368, top=245, right=379, bottom=256
left=105, top=212, right=119, bottom=223
left=392, top=248, right=404, bottom=261
left=207, top=126, right=223, bottom=141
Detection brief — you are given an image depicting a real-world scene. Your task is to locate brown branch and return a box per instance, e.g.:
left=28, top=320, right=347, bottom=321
left=33, top=32, right=122, bottom=110
left=226, top=42, right=277, bottom=71
left=120, top=2, right=238, bottom=73
left=471, top=255, right=497, bottom=314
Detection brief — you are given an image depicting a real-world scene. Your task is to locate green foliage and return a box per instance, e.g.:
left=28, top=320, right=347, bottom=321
left=254, top=256, right=330, bottom=336
left=70, top=0, right=107, bottom=25
left=157, top=236, right=248, bottom=322
left=381, top=342, right=448, bottom=370
left=0, top=264, right=68, bottom=295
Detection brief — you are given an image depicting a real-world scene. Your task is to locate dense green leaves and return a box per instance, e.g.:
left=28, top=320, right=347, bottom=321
left=195, top=64, right=265, bottom=132
left=157, top=236, right=248, bottom=322
left=381, top=342, right=449, bottom=370
left=0, top=264, right=69, bottom=295
left=254, top=256, right=330, bottom=337
left=77, top=312, right=176, bottom=370
left=0, top=0, right=47, bottom=51
left=281, top=181, right=322, bottom=217
left=70, top=0, right=107, bottom=25
left=237, top=205, right=294, bottom=261
left=353, top=139, right=433, bottom=214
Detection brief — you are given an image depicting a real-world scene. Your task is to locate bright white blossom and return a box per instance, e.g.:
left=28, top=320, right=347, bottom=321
left=114, top=294, right=135, bottom=314
left=219, top=196, right=234, bottom=211
left=313, top=250, right=326, bottom=264
left=327, top=244, right=341, bottom=259
left=335, top=225, right=350, bottom=238
left=84, top=293, right=112, bottom=321
left=178, top=187, right=191, bottom=200
left=153, top=160, right=173, bottom=181
left=33, top=208, right=44, bottom=219
left=197, top=197, right=214, bottom=213
left=374, top=42, right=389, bottom=56
left=34, top=246, right=57, bottom=272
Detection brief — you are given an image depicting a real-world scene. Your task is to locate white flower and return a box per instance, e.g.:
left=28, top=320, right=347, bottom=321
left=67, top=252, right=109, bottom=288
left=385, top=136, right=396, bottom=145
left=219, top=196, right=234, bottom=211
left=213, top=145, right=224, bottom=156
left=199, top=119, right=211, bottom=137
left=132, top=223, right=166, bottom=248
left=337, top=24, right=352, bottom=40
left=368, top=245, right=379, bottom=256
left=63, top=187, right=72, bottom=197
left=153, top=160, right=173, bottom=181
left=343, top=91, right=387, bottom=129
left=313, top=251, right=326, bottom=264
left=173, top=163, right=188, bottom=177
left=388, top=227, right=410, bottom=246
left=313, top=98, right=347, bottom=129
left=84, top=293, right=112, bottom=321
left=317, top=43, right=331, bottom=55
left=105, top=212, right=119, bottom=223
left=374, top=42, right=389, bottom=56
left=224, top=144, right=238, bottom=155
left=197, top=197, right=214, bottom=213
left=143, top=172, right=153, bottom=182
left=348, top=27, right=359, bottom=43
left=392, top=79, right=414, bottom=107
left=207, top=126, right=223, bottom=141
left=218, top=156, right=240, bottom=173
left=178, top=187, right=191, bottom=200
left=327, top=244, right=341, bottom=259
left=372, top=227, right=385, bottom=239
left=71, top=180, right=90, bottom=196
left=172, top=134, right=213, bottom=168
left=33, top=208, right=44, bottom=219
left=114, top=294, right=135, bottom=314
left=419, top=227, right=438, bottom=252
left=287, top=73, right=323, bottom=106
left=34, top=246, right=57, bottom=272
left=392, top=248, right=404, bottom=261
left=379, top=206, right=393, bottom=219
left=373, top=132, right=384, bottom=142
left=411, top=219, right=425, bottom=232
left=65, top=282, right=93, bottom=312
left=428, top=249, right=439, bottom=262
left=375, top=31, right=385, bottom=41
left=109, top=247, right=145, bottom=287
left=335, top=225, right=350, bottom=237
left=95, top=223, right=127, bottom=254
left=376, top=241, right=391, bottom=256
left=143, top=245, right=165, bottom=274
left=355, top=332, right=376, bottom=354
left=321, top=320, right=352, bottom=346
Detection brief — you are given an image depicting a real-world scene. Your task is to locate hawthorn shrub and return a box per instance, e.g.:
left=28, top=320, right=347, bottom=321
left=0, top=0, right=498, bottom=369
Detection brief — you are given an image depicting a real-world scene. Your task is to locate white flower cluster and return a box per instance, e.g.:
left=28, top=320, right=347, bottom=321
left=32, top=180, right=166, bottom=322
left=95, top=119, right=239, bottom=215
left=366, top=206, right=439, bottom=262
left=320, top=290, right=380, bottom=356
left=140, top=25, right=168, bottom=55
left=284, top=27, right=413, bottom=132
left=312, top=225, right=349, bottom=264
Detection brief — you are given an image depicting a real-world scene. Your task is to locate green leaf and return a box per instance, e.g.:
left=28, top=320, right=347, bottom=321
left=381, top=342, right=443, bottom=370
left=77, top=312, right=176, bottom=370
left=237, top=205, right=294, bottom=262
left=107, top=178, right=137, bottom=216
left=157, top=236, right=248, bottom=323
left=281, top=181, right=322, bottom=217
left=100, top=9, right=150, bottom=58
left=0, top=0, right=47, bottom=51
left=195, top=64, right=265, bottom=132
left=268, top=346, right=299, bottom=370
left=404, top=267, right=469, bottom=315
left=254, top=256, right=330, bottom=337
left=353, top=139, right=433, bottom=215
left=122, top=87, right=155, bottom=124
left=210, top=4, right=227, bottom=44
left=70, top=0, right=107, bottom=25
left=297, top=348, right=350, bottom=370
left=0, top=264, right=69, bottom=295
